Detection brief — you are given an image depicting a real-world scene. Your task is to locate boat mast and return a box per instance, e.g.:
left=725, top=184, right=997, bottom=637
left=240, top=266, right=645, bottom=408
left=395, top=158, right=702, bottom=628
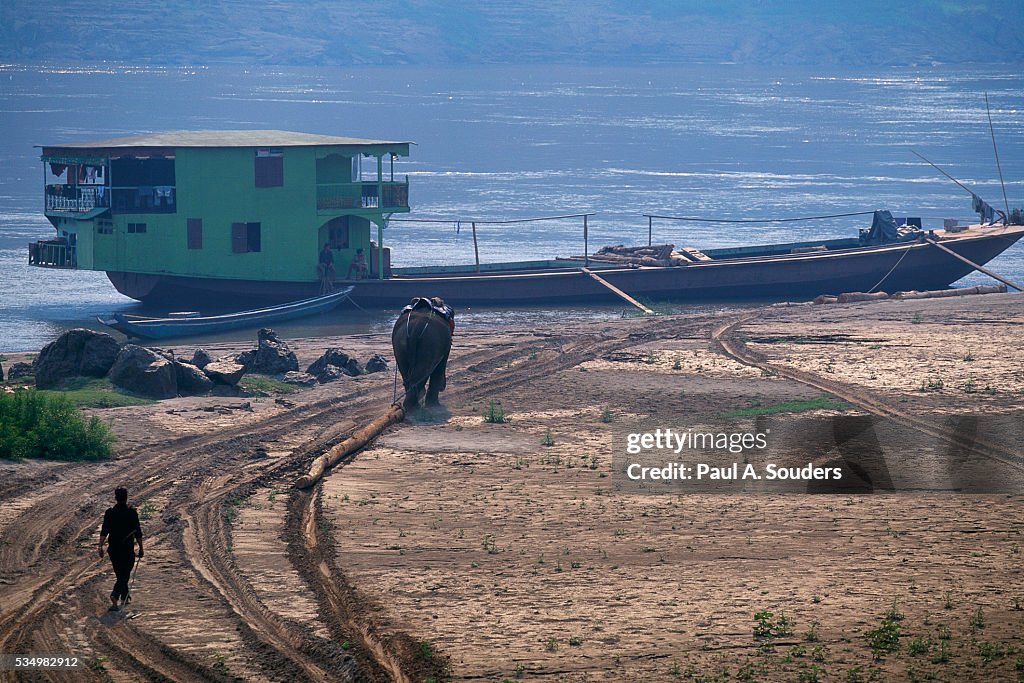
left=984, top=93, right=1011, bottom=220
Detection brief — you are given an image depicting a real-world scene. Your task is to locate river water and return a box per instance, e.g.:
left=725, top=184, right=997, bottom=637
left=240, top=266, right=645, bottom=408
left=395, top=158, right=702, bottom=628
left=1, top=64, right=1022, bottom=352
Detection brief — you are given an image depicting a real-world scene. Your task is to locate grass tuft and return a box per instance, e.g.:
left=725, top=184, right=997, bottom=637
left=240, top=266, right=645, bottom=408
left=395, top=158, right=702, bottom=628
left=723, top=396, right=848, bottom=418
left=37, top=377, right=154, bottom=408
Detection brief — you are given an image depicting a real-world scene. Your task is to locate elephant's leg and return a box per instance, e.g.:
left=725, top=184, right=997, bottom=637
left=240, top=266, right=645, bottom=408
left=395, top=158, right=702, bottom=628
left=403, top=380, right=423, bottom=411
left=425, top=353, right=449, bottom=406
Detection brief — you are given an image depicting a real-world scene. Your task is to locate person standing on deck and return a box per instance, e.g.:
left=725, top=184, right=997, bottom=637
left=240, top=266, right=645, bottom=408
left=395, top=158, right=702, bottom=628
left=98, top=487, right=143, bottom=611
left=318, top=242, right=336, bottom=293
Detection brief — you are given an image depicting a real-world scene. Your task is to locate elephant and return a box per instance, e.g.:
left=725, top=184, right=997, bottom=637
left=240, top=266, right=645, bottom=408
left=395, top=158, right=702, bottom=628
left=391, top=297, right=454, bottom=410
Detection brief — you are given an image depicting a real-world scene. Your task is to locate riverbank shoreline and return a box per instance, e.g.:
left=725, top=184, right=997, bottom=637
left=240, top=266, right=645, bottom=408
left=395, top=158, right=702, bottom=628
left=1, top=291, right=1022, bottom=681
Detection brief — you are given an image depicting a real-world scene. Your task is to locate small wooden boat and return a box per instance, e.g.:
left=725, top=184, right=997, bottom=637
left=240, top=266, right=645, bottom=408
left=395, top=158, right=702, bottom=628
left=98, top=286, right=353, bottom=339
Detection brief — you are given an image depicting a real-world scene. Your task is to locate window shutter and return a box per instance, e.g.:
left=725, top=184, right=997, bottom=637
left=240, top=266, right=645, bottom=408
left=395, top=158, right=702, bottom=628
left=231, top=222, right=248, bottom=253
left=246, top=222, right=261, bottom=252
left=187, top=218, right=203, bottom=250
left=255, top=153, right=284, bottom=188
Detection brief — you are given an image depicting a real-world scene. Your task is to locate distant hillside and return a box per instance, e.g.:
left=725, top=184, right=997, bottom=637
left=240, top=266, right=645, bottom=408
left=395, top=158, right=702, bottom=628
left=2, top=0, right=1022, bottom=67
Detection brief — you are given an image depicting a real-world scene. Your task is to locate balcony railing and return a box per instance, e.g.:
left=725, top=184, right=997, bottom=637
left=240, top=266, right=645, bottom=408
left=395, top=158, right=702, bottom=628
left=316, top=180, right=409, bottom=212
left=45, top=185, right=110, bottom=213
left=29, top=240, right=77, bottom=268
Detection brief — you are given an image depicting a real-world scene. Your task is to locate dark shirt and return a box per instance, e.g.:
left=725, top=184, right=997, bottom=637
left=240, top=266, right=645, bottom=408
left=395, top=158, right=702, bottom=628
left=319, top=248, right=334, bottom=265
left=101, top=503, right=142, bottom=554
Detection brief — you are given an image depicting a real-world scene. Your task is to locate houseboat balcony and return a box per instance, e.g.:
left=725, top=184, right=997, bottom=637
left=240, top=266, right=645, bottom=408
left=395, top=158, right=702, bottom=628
left=45, top=185, right=110, bottom=213
left=316, top=180, right=409, bottom=213
left=28, top=240, right=77, bottom=269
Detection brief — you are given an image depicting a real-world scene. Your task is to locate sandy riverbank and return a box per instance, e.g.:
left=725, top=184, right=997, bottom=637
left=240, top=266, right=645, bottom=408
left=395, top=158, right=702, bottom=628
left=1, top=292, right=1022, bottom=682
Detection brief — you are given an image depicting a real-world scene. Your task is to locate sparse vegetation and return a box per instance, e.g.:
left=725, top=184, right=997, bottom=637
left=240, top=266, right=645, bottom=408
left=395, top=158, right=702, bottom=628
left=0, top=389, right=115, bottom=460
left=138, top=500, right=158, bottom=521
left=864, top=614, right=901, bottom=660
left=753, top=610, right=794, bottom=641
left=484, top=400, right=508, bottom=423
left=969, top=606, right=985, bottom=630
left=239, top=374, right=301, bottom=395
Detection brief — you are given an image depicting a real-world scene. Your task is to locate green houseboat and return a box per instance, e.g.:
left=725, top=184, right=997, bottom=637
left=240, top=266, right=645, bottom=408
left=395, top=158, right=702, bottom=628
left=32, top=130, right=411, bottom=304
left=32, top=129, right=1024, bottom=309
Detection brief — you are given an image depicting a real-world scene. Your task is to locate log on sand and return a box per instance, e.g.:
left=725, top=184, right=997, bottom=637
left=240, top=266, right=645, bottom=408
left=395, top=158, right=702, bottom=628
left=836, top=291, right=890, bottom=303
left=294, top=403, right=405, bottom=489
left=893, top=284, right=1007, bottom=300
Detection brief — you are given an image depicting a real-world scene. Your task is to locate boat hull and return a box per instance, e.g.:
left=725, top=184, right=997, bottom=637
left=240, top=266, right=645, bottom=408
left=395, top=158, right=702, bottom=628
left=100, top=287, right=352, bottom=339
left=106, top=227, right=1024, bottom=309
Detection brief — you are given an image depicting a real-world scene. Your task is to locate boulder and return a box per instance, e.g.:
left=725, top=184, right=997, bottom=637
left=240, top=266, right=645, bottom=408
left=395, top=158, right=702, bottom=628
left=314, top=365, right=348, bottom=383
left=7, top=362, right=33, bottom=382
left=190, top=349, right=214, bottom=369
left=34, top=328, right=121, bottom=388
left=278, top=371, right=318, bottom=387
left=341, top=358, right=363, bottom=377
left=108, top=345, right=177, bottom=399
left=235, top=350, right=256, bottom=367
left=204, top=360, right=248, bottom=386
left=365, top=354, right=389, bottom=374
left=174, top=361, right=214, bottom=395
left=305, top=348, right=350, bottom=378
left=258, top=327, right=280, bottom=343
left=252, top=335, right=299, bottom=375
left=307, top=348, right=360, bottom=380
left=151, top=348, right=175, bottom=362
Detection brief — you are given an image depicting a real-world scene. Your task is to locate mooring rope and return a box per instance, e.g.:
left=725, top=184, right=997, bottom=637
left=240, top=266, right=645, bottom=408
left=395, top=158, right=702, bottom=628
left=643, top=210, right=877, bottom=224
left=866, top=242, right=916, bottom=294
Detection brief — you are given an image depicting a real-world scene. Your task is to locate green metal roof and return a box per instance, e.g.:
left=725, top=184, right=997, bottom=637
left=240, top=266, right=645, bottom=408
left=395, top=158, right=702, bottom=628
left=40, top=130, right=412, bottom=149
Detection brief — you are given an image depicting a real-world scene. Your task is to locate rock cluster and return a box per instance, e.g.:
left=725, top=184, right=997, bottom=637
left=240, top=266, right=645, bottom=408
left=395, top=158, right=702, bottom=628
left=22, top=327, right=390, bottom=401
left=250, top=328, right=299, bottom=375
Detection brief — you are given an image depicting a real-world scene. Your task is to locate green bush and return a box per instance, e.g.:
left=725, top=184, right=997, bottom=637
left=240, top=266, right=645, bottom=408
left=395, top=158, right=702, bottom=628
left=0, top=389, right=115, bottom=460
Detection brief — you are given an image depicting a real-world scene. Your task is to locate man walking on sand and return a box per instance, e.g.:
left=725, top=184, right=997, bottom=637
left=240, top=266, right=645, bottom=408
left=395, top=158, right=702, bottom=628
left=98, top=487, right=144, bottom=611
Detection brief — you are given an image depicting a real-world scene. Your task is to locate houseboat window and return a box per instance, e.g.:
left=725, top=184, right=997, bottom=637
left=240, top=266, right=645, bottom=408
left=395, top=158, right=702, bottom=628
left=127, top=222, right=147, bottom=234
left=79, top=164, right=105, bottom=185
left=187, top=218, right=203, bottom=250
left=97, top=220, right=113, bottom=235
left=110, top=156, right=176, bottom=213
left=255, top=149, right=284, bottom=188
left=231, top=222, right=261, bottom=253
left=111, top=157, right=175, bottom=185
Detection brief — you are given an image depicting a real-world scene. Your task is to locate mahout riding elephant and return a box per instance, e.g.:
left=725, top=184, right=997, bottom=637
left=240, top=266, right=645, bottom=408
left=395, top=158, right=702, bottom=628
left=391, top=297, right=454, bottom=410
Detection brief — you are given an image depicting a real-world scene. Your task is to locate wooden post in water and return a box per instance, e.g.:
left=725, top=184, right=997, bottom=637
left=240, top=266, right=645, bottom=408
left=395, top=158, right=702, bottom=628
left=648, top=215, right=653, bottom=246
left=582, top=267, right=655, bottom=315
left=472, top=221, right=480, bottom=273
left=584, top=214, right=589, bottom=267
